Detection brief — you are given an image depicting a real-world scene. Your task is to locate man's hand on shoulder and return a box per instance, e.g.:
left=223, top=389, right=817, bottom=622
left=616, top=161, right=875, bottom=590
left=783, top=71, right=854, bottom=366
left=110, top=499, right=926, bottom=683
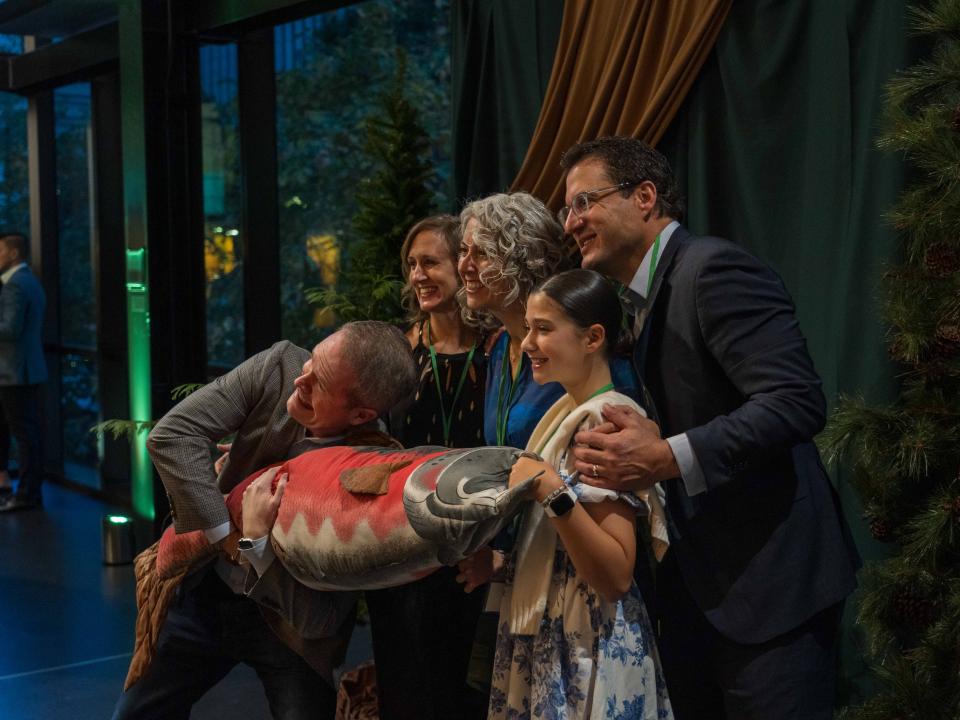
left=241, top=466, right=287, bottom=540
left=572, top=404, right=679, bottom=492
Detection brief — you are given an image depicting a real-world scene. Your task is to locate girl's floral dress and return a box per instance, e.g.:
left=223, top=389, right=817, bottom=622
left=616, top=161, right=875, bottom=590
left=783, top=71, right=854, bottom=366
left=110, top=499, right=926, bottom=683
left=488, top=471, right=673, bottom=720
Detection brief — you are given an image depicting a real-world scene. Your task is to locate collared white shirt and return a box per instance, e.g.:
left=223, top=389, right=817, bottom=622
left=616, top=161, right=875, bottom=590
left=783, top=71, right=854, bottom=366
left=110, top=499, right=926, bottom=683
left=625, top=220, right=707, bottom=497
left=626, top=220, right=679, bottom=301
left=1, top=262, right=26, bottom=285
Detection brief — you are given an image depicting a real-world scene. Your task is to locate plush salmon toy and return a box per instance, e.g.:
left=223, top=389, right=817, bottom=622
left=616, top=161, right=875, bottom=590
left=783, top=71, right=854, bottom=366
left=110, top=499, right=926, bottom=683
left=157, top=444, right=535, bottom=590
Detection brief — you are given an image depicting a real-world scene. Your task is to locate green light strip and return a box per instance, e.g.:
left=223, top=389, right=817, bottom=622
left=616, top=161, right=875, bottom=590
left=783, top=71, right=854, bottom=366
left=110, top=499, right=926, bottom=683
left=120, top=0, right=154, bottom=522
left=126, top=249, right=154, bottom=520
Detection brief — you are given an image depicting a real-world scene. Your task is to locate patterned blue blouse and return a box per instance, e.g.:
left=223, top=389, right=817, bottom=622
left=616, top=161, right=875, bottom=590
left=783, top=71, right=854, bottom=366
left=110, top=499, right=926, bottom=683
left=483, top=332, right=641, bottom=448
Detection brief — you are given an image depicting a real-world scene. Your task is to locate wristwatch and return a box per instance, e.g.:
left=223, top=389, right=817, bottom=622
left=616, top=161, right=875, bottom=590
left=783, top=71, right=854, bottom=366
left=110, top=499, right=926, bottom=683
left=237, top=537, right=257, bottom=551
left=541, top=484, right=578, bottom=518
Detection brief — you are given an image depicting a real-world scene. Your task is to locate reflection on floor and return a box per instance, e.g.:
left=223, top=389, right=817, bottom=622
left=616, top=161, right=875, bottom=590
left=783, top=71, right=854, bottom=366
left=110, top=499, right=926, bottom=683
left=0, top=483, right=372, bottom=719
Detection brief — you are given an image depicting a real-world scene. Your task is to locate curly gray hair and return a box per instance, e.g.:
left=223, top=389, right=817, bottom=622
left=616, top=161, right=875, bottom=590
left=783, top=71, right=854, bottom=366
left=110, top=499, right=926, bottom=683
left=457, top=192, right=568, bottom=313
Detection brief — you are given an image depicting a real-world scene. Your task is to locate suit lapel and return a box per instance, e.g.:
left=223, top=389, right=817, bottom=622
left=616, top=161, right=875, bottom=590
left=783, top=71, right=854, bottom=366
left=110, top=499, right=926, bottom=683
left=633, top=225, right=689, bottom=375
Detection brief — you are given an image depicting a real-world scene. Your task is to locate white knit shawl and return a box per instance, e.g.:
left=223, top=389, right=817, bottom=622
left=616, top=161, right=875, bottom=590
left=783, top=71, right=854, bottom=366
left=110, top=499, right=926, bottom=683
left=507, top=390, right=669, bottom=635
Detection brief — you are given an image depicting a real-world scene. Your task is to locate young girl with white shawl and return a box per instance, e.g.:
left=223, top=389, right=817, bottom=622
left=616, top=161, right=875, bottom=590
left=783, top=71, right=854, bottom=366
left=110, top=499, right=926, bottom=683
left=464, top=269, right=673, bottom=719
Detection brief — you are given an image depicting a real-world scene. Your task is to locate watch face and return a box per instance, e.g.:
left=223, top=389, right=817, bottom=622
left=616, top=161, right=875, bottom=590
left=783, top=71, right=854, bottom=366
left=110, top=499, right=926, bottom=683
left=549, top=492, right=576, bottom=517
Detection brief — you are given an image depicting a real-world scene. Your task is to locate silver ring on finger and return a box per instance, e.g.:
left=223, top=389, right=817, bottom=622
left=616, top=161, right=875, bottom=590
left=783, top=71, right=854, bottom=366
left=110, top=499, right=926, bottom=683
left=591, top=464, right=599, bottom=478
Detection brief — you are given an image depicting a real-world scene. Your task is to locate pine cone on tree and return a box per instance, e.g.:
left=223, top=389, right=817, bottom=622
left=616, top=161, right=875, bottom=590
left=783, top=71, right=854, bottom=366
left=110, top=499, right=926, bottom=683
left=924, top=242, right=960, bottom=277
left=869, top=515, right=895, bottom=541
left=888, top=334, right=908, bottom=361
left=865, top=507, right=895, bottom=541
left=934, top=323, right=960, bottom=357
left=892, top=586, right=939, bottom=628
left=942, top=495, right=960, bottom=521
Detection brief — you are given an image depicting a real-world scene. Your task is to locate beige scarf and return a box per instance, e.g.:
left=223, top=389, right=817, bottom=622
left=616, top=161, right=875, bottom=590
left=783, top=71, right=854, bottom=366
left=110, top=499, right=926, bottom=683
left=508, top=390, right=669, bottom=635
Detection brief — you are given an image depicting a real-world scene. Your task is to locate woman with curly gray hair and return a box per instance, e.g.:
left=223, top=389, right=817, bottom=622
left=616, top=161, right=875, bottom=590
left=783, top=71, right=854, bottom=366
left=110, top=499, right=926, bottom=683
left=457, top=192, right=570, bottom=449
left=456, top=194, right=642, bottom=700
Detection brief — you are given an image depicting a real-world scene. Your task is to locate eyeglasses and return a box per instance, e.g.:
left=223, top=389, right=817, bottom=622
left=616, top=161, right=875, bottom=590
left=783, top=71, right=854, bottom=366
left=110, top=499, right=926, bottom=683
left=558, top=181, right=638, bottom=226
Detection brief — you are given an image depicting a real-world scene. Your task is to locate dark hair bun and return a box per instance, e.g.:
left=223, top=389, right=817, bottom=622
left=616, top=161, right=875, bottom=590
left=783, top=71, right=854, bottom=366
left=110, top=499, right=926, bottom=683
left=533, top=269, right=624, bottom=353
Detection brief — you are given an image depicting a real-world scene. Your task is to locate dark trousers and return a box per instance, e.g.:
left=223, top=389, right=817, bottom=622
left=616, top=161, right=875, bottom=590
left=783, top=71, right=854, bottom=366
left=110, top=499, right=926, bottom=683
left=0, top=384, right=43, bottom=502
left=657, top=551, right=842, bottom=720
left=112, top=568, right=337, bottom=720
left=366, top=566, right=488, bottom=720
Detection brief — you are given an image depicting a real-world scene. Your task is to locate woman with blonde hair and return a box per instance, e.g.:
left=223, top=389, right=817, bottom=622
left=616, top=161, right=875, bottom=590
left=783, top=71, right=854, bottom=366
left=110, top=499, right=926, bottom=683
left=368, top=214, right=490, bottom=720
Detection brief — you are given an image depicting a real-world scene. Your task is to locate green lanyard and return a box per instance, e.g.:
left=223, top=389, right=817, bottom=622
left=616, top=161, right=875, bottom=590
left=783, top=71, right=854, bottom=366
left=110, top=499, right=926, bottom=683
left=426, top=320, right=477, bottom=447
left=535, top=382, right=615, bottom=455
left=646, top=231, right=662, bottom=297
left=495, top=342, right=524, bottom=445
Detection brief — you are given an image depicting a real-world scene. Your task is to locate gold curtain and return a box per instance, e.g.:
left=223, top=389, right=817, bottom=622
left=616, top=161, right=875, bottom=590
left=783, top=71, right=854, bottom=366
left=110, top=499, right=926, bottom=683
left=511, top=0, right=732, bottom=208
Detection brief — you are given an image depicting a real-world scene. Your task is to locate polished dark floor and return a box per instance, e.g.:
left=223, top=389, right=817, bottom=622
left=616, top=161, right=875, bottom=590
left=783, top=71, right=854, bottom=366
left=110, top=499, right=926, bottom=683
left=0, top=483, right=371, bottom=719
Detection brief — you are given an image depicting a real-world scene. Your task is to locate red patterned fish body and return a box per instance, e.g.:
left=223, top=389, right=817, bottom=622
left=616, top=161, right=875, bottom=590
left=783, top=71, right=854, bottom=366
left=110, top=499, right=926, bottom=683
left=223, top=444, right=532, bottom=591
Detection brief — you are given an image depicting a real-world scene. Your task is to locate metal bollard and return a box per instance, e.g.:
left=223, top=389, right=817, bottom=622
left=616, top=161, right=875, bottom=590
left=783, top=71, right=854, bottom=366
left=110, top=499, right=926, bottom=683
left=102, top=515, right=136, bottom=565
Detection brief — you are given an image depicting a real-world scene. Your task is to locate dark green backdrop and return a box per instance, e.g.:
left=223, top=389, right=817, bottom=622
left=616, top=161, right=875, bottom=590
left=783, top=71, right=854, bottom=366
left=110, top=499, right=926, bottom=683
left=451, top=0, right=921, bottom=703
left=451, top=0, right=562, bottom=204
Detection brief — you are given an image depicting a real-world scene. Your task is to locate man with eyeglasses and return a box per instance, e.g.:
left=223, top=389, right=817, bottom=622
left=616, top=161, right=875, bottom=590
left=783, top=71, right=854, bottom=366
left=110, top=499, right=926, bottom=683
left=560, top=136, right=860, bottom=720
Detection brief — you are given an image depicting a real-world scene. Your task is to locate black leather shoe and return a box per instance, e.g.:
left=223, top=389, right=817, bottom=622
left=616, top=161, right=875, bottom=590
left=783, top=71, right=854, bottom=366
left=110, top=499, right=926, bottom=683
left=0, top=496, right=41, bottom=512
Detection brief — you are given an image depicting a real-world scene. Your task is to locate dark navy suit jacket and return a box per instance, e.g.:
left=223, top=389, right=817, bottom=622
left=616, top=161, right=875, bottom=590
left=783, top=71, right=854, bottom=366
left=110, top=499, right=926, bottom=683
left=636, top=226, right=860, bottom=644
left=0, top=265, right=47, bottom=387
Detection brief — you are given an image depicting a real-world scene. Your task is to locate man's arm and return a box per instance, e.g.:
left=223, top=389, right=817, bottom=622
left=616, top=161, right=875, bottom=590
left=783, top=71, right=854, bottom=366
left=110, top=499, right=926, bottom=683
left=684, top=243, right=826, bottom=490
left=575, top=243, right=824, bottom=493
left=147, top=345, right=282, bottom=533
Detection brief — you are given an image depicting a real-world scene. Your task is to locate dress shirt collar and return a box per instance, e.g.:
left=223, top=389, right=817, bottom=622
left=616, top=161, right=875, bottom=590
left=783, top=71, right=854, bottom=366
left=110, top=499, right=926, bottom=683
left=1, top=262, right=26, bottom=285
left=626, top=220, right=680, bottom=300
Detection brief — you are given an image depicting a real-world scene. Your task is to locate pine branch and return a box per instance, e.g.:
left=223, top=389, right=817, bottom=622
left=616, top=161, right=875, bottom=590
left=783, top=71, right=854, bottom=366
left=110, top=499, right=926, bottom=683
left=90, top=419, right=156, bottom=442
left=171, top=383, right=206, bottom=400
left=909, top=0, right=960, bottom=38
left=900, top=479, right=960, bottom=566
left=836, top=3, right=960, bottom=714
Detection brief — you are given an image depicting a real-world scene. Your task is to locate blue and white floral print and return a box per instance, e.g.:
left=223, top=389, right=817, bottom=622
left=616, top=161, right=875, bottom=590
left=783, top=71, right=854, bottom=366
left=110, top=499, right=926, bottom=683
left=488, top=471, right=673, bottom=719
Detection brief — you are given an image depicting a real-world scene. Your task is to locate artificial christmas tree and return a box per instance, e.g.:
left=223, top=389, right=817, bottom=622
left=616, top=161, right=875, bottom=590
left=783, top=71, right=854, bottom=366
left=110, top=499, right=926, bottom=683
left=310, top=53, right=436, bottom=324
left=821, top=3, right=960, bottom=718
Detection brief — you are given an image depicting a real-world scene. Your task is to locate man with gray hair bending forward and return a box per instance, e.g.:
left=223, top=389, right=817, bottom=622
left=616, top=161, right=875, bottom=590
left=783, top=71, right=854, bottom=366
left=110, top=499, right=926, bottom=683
left=112, top=321, right=417, bottom=720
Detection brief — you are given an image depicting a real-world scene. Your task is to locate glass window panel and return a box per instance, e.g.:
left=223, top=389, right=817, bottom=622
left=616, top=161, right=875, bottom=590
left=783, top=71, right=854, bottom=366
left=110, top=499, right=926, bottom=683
left=0, top=34, right=23, bottom=54
left=55, top=83, right=95, bottom=350
left=55, top=83, right=100, bottom=486
left=0, top=83, right=29, bottom=232
left=0, top=34, right=27, bottom=231
left=60, top=352, right=100, bottom=489
left=276, top=0, right=452, bottom=347
left=200, top=43, right=244, bottom=372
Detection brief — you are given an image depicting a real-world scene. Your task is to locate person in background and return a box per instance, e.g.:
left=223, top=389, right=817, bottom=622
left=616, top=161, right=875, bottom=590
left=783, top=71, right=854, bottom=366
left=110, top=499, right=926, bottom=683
left=0, top=231, right=47, bottom=513
left=367, top=215, right=490, bottom=720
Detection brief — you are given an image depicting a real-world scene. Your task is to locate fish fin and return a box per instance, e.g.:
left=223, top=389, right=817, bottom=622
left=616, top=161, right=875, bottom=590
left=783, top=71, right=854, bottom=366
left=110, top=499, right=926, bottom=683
left=339, top=460, right=411, bottom=495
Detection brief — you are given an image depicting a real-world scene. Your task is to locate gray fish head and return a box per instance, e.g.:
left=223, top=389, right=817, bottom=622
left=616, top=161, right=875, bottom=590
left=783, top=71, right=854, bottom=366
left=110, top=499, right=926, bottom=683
left=402, top=446, right=536, bottom=562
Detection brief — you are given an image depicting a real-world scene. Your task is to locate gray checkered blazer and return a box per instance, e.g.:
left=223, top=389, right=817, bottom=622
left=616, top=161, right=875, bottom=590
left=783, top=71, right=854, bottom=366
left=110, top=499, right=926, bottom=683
left=148, top=340, right=310, bottom=533
left=148, top=340, right=358, bottom=647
